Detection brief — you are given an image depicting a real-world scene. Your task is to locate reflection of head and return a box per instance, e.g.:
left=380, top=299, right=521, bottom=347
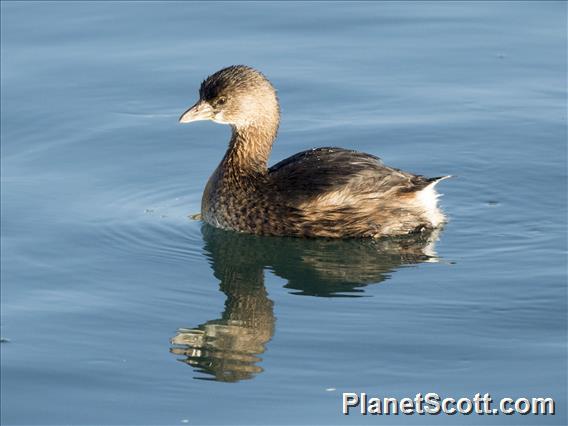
left=171, top=225, right=442, bottom=381
left=171, top=318, right=270, bottom=382
left=171, top=255, right=274, bottom=382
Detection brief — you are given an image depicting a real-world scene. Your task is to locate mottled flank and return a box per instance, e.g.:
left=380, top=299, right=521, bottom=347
left=181, top=65, right=449, bottom=238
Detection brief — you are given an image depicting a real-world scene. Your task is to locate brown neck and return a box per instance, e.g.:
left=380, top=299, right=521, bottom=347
left=221, top=120, right=278, bottom=176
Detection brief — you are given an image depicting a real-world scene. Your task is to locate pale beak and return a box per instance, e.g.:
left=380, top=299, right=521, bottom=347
left=179, top=100, right=213, bottom=123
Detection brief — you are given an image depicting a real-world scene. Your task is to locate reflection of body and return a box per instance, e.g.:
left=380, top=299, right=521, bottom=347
left=171, top=225, right=442, bottom=381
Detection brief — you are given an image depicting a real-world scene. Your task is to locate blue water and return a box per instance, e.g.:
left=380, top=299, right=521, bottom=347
left=1, top=1, right=566, bottom=425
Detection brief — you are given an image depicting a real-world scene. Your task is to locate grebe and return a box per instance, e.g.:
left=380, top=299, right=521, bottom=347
left=179, top=65, right=449, bottom=238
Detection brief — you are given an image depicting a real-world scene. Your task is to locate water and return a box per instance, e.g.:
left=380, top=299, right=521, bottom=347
left=1, top=1, right=566, bottom=424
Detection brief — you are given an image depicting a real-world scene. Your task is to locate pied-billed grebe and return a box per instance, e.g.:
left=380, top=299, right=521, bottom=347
left=180, top=65, right=449, bottom=238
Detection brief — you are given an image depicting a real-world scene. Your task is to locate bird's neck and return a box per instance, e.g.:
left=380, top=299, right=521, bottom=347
left=221, top=119, right=279, bottom=177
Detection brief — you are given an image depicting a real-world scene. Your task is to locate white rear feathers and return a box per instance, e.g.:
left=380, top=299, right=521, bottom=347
left=415, top=177, right=449, bottom=228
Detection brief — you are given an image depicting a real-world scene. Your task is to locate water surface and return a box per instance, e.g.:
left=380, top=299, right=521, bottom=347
left=1, top=1, right=566, bottom=425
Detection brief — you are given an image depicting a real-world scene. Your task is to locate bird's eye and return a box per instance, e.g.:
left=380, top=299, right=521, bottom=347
left=217, top=96, right=227, bottom=106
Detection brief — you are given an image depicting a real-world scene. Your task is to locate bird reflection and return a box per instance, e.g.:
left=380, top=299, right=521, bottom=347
left=171, top=225, right=442, bottom=381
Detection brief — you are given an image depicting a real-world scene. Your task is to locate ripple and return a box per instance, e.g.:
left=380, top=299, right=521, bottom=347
left=91, top=180, right=204, bottom=265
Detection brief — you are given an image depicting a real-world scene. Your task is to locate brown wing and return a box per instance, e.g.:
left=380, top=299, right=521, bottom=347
left=268, top=147, right=430, bottom=204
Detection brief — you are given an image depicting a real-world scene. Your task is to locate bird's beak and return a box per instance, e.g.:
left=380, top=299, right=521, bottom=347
left=179, top=100, right=213, bottom=123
